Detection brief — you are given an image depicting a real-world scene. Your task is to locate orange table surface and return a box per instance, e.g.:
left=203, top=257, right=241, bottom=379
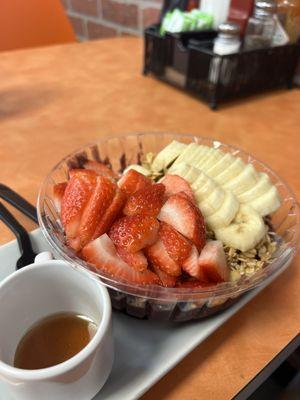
left=0, top=38, right=299, bottom=399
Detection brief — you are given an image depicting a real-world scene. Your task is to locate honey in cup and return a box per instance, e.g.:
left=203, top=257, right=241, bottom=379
left=14, top=312, right=98, bottom=370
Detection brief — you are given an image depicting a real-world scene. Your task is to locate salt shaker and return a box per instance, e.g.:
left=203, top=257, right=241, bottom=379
left=209, top=23, right=241, bottom=86
left=213, top=22, right=241, bottom=55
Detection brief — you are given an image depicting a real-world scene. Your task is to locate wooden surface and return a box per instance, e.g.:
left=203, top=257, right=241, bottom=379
left=0, top=38, right=299, bottom=399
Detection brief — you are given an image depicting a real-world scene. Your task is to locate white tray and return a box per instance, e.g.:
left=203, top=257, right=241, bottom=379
left=0, top=229, right=290, bottom=400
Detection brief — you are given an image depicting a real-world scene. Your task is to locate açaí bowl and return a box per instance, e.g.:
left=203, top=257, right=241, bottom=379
left=37, top=133, right=300, bottom=322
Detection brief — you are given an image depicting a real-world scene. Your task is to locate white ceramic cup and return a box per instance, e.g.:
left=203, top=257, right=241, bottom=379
left=0, top=254, right=114, bottom=400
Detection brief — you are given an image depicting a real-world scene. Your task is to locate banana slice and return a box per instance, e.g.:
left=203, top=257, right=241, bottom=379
left=214, top=157, right=245, bottom=185
left=223, top=164, right=259, bottom=196
left=169, top=163, right=233, bottom=222
left=152, top=140, right=186, bottom=171
left=123, top=164, right=151, bottom=176
left=184, top=166, right=205, bottom=184
left=237, top=173, right=273, bottom=203
left=247, top=186, right=281, bottom=216
left=169, top=162, right=190, bottom=178
left=170, top=143, right=204, bottom=170
left=214, top=204, right=266, bottom=252
left=198, top=149, right=224, bottom=172
left=192, top=176, right=217, bottom=200
left=169, top=163, right=200, bottom=184
left=206, top=191, right=239, bottom=229
left=198, top=186, right=226, bottom=217
left=191, top=146, right=214, bottom=169
left=206, top=153, right=235, bottom=177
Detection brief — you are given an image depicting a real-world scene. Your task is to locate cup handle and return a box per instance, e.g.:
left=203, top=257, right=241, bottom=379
left=34, top=251, right=53, bottom=264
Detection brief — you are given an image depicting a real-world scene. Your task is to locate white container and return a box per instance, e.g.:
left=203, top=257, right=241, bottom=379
left=0, top=255, right=113, bottom=400
left=213, top=22, right=241, bottom=55
left=200, top=0, right=231, bottom=29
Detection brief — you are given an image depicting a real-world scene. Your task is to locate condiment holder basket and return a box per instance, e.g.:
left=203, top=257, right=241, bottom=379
left=144, top=23, right=300, bottom=109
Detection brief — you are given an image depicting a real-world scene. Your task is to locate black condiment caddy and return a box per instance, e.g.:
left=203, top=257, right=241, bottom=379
left=143, top=23, right=300, bottom=109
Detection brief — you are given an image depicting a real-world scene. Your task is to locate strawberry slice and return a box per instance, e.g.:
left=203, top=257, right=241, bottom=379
left=145, top=239, right=181, bottom=277
left=182, top=245, right=207, bottom=281
left=61, top=173, right=95, bottom=240
left=123, top=183, right=165, bottom=217
left=159, top=222, right=192, bottom=265
left=83, top=160, right=118, bottom=181
left=118, top=169, right=152, bottom=196
left=176, top=280, right=214, bottom=288
left=93, top=188, right=126, bottom=240
left=53, top=182, right=67, bottom=213
left=78, top=176, right=116, bottom=248
left=198, top=240, right=229, bottom=283
left=151, top=264, right=177, bottom=287
left=109, top=214, right=159, bottom=253
left=82, top=234, right=159, bottom=285
left=116, top=246, right=148, bottom=272
left=69, top=168, right=98, bottom=180
left=158, top=193, right=206, bottom=252
left=161, top=175, right=195, bottom=203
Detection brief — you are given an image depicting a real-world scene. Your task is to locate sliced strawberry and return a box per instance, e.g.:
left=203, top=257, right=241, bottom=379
left=69, top=168, right=98, bottom=180
left=182, top=245, right=207, bottom=281
left=123, top=183, right=165, bottom=217
left=116, top=246, right=148, bottom=272
left=67, top=237, right=81, bottom=252
left=176, top=279, right=214, bottom=288
left=83, top=160, right=118, bottom=181
left=61, top=173, right=95, bottom=240
left=151, top=264, right=177, bottom=287
left=198, top=240, right=229, bottom=283
left=78, top=176, right=116, bottom=248
left=159, top=222, right=192, bottom=265
left=109, top=214, right=159, bottom=253
left=161, top=175, right=195, bottom=203
left=145, top=239, right=181, bottom=277
left=82, top=234, right=159, bottom=285
left=158, top=193, right=206, bottom=252
left=118, top=169, right=152, bottom=196
left=53, top=182, right=67, bottom=213
left=93, top=188, right=126, bottom=240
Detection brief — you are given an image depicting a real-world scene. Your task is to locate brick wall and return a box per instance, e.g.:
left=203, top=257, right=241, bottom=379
left=61, top=0, right=163, bottom=41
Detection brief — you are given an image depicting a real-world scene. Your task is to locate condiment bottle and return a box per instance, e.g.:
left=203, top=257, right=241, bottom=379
left=277, top=0, right=300, bottom=43
left=200, top=0, right=231, bottom=29
left=209, top=22, right=241, bottom=86
left=213, top=22, right=241, bottom=55
left=228, top=0, right=255, bottom=36
left=244, top=1, right=277, bottom=50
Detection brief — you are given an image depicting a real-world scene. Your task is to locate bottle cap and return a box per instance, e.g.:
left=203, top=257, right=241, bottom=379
left=255, top=1, right=277, bottom=17
left=218, top=22, right=240, bottom=37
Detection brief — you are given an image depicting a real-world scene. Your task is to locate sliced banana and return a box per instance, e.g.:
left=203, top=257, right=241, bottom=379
left=167, top=163, right=233, bottom=222
left=198, top=186, right=226, bottom=217
left=237, top=173, right=273, bottom=203
left=223, top=164, right=259, bottom=196
left=193, top=176, right=217, bottom=200
left=190, top=146, right=214, bottom=169
left=214, top=204, right=266, bottom=252
left=206, top=153, right=235, bottom=177
left=170, top=143, right=209, bottom=171
left=206, top=191, right=239, bottom=229
left=151, top=140, right=186, bottom=172
left=123, top=164, right=151, bottom=176
left=214, top=157, right=245, bottom=184
left=171, top=163, right=201, bottom=184
left=198, top=149, right=224, bottom=172
left=247, top=186, right=281, bottom=216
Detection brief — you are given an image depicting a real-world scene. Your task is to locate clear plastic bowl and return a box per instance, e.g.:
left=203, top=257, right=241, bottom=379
left=37, top=133, right=300, bottom=322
